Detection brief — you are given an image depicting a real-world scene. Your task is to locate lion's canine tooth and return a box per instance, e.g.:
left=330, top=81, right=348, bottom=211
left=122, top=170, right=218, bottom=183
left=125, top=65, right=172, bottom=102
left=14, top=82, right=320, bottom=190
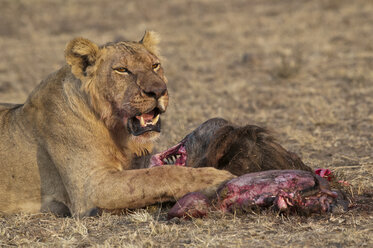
left=140, top=116, right=146, bottom=127
left=152, top=114, right=160, bottom=125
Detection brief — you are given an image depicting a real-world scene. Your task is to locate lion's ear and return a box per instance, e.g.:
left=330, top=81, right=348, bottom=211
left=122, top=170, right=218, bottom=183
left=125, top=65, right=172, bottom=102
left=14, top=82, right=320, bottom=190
left=65, top=37, right=99, bottom=79
left=139, top=31, right=160, bottom=56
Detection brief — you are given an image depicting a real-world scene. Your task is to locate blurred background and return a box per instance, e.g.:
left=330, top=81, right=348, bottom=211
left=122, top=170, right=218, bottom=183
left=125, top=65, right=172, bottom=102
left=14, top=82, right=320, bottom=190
left=0, top=0, right=372, bottom=187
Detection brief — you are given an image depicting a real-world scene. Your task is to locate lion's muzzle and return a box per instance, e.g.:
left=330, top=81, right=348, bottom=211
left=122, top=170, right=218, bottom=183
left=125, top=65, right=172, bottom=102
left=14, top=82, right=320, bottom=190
left=126, top=70, right=168, bottom=136
left=137, top=70, right=167, bottom=100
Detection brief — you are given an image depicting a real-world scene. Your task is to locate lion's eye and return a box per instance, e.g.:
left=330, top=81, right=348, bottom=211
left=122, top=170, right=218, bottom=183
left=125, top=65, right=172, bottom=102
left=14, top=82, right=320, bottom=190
left=114, top=67, right=130, bottom=74
left=152, top=63, right=160, bottom=70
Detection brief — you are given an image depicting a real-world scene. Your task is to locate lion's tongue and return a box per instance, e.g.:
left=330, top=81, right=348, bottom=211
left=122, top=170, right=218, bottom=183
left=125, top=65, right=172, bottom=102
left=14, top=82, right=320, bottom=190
left=127, top=110, right=161, bottom=136
left=135, top=111, right=154, bottom=122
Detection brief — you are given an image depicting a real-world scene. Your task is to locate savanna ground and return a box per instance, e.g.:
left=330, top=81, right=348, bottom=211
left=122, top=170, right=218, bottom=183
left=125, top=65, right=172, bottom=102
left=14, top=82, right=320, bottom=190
left=0, top=0, right=372, bottom=247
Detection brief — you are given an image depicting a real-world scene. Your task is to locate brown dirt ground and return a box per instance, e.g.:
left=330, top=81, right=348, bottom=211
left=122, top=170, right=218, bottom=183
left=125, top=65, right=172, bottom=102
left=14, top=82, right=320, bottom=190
left=0, top=0, right=372, bottom=247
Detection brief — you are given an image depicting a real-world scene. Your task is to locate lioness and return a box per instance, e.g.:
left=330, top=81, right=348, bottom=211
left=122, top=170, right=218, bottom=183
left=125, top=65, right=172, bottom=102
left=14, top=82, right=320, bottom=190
left=0, top=32, right=233, bottom=217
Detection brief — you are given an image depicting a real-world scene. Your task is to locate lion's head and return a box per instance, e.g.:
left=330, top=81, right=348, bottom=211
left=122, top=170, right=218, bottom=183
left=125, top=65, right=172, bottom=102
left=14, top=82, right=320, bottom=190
left=64, top=31, right=168, bottom=143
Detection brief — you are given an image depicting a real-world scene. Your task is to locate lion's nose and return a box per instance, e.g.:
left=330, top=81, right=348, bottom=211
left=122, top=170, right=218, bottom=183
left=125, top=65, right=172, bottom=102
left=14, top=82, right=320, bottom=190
left=141, top=82, right=167, bottom=99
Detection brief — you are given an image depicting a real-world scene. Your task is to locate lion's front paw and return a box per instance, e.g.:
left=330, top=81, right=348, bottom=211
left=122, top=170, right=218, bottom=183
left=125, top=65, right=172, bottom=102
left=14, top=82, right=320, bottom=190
left=195, top=167, right=235, bottom=198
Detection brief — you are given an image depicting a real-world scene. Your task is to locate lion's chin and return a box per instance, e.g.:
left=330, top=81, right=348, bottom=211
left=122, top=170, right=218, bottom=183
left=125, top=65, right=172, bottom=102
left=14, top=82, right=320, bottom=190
left=131, top=131, right=160, bottom=142
left=126, top=108, right=162, bottom=136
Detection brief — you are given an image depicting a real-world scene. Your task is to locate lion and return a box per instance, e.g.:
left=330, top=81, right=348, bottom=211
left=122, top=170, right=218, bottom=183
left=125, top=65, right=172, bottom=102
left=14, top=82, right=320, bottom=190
left=0, top=31, right=234, bottom=217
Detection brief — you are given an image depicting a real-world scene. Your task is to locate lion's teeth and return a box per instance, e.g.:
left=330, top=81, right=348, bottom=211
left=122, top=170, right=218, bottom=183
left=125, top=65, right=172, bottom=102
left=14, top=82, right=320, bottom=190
left=140, top=116, right=146, bottom=127
left=152, top=114, right=160, bottom=125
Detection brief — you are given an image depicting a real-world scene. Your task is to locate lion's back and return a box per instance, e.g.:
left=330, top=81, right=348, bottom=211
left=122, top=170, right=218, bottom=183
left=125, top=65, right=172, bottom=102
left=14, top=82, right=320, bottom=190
left=0, top=103, right=22, bottom=111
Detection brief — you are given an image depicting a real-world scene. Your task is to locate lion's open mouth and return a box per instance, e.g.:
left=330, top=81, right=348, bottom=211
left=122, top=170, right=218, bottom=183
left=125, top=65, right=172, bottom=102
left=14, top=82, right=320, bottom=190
left=127, top=108, right=162, bottom=136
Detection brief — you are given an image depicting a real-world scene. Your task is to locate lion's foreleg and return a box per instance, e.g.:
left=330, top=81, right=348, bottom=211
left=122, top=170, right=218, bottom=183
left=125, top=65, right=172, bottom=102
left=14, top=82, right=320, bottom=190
left=86, top=166, right=234, bottom=213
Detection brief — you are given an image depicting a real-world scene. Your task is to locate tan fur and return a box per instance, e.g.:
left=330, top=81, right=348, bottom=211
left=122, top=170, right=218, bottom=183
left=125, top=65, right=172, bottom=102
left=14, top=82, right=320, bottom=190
left=0, top=32, right=234, bottom=217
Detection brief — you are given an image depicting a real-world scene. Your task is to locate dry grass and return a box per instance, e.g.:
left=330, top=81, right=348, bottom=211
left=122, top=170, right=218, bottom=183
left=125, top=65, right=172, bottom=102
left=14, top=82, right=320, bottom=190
left=0, top=0, right=372, bottom=246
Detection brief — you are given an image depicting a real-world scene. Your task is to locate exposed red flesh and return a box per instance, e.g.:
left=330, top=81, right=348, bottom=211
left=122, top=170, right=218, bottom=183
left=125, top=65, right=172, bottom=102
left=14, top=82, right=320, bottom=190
left=167, top=192, right=210, bottom=219
left=218, top=170, right=339, bottom=213
left=150, top=141, right=187, bottom=167
left=168, top=170, right=343, bottom=219
left=314, top=168, right=333, bottom=181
